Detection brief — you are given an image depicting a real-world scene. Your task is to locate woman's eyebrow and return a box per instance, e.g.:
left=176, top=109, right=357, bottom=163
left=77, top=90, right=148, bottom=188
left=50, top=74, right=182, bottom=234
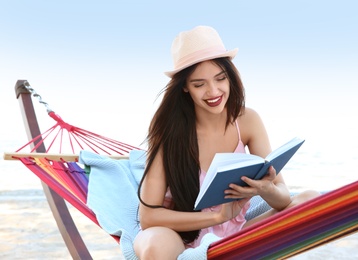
left=189, top=70, right=225, bottom=83
left=189, top=78, right=205, bottom=83
left=215, top=71, right=226, bottom=77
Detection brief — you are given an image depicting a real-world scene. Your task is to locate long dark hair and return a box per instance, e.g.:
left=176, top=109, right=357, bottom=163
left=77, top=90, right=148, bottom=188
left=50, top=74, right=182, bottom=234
left=138, top=57, right=245, bottom=244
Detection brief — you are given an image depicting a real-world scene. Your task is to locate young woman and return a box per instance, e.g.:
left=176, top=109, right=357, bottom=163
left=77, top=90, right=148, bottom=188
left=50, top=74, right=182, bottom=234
left=133, top=26, right=319, bottom=259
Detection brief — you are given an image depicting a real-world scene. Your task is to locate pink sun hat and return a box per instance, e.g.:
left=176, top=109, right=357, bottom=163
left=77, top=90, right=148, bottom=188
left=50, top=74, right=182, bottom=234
left=164, top=26, right=238, bottom=78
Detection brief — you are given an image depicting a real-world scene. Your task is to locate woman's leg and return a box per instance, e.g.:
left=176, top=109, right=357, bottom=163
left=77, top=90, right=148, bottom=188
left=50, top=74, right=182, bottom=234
left=133, top=226, right=186, bottom=260
left=244, top=190, right=321, bottom=227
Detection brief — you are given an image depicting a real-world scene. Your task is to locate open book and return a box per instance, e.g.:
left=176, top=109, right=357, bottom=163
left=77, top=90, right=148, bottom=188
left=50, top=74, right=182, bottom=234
left=194, top=137, right=305, bottom=210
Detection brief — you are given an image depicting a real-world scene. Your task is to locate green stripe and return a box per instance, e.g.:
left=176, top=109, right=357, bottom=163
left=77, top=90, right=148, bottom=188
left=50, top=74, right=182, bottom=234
left=263, top=219, right=358, bottom=260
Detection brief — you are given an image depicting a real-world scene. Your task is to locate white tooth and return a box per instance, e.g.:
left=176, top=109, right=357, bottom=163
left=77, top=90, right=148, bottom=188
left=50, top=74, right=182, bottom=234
left=207, top=97, right=220, bottom=103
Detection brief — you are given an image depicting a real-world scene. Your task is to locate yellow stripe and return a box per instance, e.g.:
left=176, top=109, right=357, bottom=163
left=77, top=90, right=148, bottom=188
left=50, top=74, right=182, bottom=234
left=208, top=189, right=358, bottom=257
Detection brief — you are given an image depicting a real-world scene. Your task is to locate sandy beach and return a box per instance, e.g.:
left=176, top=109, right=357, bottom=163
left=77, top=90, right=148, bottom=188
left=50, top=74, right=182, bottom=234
left=1, top=187, right=357, bottom=259
left=0, top=189, right=123, bottom=259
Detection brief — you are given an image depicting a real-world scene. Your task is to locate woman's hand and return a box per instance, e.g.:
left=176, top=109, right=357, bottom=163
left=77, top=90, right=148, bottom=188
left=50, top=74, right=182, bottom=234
left=224, top=166, right=277, bottom=199
left=218, top=197, right=251, bottom=223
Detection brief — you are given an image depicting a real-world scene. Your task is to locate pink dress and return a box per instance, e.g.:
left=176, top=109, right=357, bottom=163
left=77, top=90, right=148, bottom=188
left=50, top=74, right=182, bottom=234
left=163, top=121, right=250, bottom=248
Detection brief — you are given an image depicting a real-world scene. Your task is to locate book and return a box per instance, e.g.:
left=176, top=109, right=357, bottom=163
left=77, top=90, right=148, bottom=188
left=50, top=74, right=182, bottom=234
left=194, top=137, right=305, bottom=210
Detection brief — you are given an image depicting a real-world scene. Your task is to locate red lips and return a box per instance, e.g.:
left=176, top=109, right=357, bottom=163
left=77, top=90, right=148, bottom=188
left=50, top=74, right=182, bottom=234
left=205, top=96, right=222, bottom=107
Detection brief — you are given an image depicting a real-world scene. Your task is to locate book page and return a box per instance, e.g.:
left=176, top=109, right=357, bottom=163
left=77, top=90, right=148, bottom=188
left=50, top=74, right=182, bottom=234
left=266, top=137, right=304, bottom=162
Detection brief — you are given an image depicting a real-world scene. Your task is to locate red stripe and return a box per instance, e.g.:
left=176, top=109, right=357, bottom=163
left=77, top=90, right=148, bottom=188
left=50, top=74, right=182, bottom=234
left=208, top=181, right=358, bottom=259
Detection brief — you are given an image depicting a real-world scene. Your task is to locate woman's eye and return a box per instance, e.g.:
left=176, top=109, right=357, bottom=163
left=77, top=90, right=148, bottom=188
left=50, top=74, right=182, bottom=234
left=194, top=83, right=204, bottom=88
left=217, top=76, right=227, bottom=81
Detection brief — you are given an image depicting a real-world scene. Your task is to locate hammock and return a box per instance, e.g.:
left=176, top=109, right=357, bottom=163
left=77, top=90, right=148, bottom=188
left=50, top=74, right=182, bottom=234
left=5, top=80, right=358, bottom=259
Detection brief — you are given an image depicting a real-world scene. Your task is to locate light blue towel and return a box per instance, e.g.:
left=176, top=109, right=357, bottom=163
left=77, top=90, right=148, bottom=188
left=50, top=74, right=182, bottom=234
left=79, top=150, right=221, bottom=260
left=79, top=150, right=142, bottom=259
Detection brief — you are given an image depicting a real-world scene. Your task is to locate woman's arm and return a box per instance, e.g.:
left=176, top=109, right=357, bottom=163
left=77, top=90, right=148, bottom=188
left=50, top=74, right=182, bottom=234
left=138, top=148, right=248, bottom=232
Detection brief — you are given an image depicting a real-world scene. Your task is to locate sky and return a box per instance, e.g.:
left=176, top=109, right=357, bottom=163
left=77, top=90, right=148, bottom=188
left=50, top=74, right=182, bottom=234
left=0, top=0, right=357, bottom=150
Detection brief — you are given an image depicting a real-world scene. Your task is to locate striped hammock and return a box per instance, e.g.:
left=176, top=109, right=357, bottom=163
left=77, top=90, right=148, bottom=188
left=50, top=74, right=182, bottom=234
left=5, top=80, right=358, bottom=259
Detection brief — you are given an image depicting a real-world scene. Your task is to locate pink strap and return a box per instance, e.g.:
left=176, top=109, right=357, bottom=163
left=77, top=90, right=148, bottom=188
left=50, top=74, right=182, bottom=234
left=235, top=120, right=241, bottom=142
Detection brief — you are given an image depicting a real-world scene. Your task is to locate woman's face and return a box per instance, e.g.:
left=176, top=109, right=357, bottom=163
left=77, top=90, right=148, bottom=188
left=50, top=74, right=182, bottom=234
left=185, top=60, right=230, bottom=115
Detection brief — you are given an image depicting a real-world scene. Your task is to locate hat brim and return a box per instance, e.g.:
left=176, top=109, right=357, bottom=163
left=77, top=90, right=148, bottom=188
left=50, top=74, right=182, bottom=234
left=164, top=48, right=238, bottom=78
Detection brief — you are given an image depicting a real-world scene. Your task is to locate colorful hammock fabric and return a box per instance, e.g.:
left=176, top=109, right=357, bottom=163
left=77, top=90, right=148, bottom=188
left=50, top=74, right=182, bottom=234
left=16, top=157, right=101, bottom=236
left=7, top=80, right=358, bottom=259
left=208, top=180, right=358, bottom=259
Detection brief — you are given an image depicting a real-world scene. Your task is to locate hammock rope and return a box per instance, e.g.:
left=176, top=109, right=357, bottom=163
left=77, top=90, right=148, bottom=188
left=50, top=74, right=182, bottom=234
left=14, top=111, right=140, bottom=157
left=13, top=81, right=139, bottom=157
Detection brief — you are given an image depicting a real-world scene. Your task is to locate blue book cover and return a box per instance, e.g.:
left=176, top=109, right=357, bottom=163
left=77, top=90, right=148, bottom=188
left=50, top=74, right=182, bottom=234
left=194, top=137, right=305, bottom=210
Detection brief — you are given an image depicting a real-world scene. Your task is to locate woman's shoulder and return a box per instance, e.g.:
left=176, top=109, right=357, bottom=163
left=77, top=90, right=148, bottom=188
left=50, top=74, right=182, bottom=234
left=239, top=107, right=262, bottom=123
left=238, top=107, right=266, bottom=144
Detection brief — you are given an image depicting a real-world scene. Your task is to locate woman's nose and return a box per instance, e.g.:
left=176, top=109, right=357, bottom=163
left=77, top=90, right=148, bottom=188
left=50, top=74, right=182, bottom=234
left=207, top=81, right=219, bottom=96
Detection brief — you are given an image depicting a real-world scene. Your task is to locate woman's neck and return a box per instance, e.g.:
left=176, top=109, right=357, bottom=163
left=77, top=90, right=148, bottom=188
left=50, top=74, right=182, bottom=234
left=195, top=110, right=228, bottom=133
